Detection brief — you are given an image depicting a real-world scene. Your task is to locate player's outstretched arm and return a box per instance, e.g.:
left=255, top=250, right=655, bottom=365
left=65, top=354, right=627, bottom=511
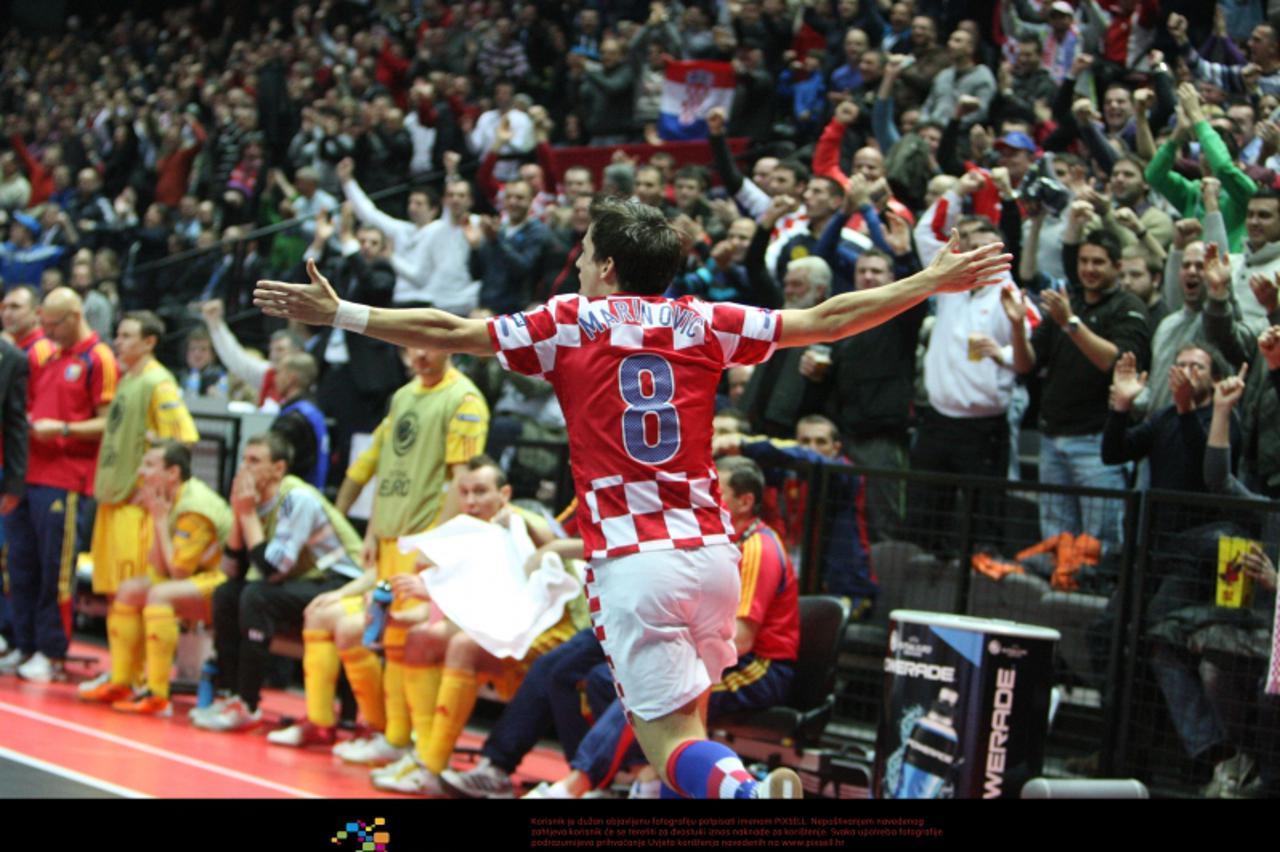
left=777, top=232, right=1011, bottom=347
left=254, top=259, right=492, bottom=355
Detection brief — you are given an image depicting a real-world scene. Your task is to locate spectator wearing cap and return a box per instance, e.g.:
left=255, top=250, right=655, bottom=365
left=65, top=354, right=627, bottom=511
left=0, top=213, right=66, bottom=289
left=920, top=26, right=996, bottom=129
left=993, top=131, right=1039, bottom=191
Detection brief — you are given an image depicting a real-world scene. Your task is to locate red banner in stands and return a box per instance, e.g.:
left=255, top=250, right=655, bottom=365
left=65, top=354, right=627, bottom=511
left=542, top=137, right=752, bottom=188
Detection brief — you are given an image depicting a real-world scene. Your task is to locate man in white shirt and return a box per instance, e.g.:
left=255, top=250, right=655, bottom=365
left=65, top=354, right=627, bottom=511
left=337, top=157, right=440, bottom=306
left=911, top=213, right=1029, bottom=553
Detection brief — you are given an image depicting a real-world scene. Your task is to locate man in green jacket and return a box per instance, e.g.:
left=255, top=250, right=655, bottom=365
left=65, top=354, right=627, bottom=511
left=1144, top=83, right=1256, bottom=253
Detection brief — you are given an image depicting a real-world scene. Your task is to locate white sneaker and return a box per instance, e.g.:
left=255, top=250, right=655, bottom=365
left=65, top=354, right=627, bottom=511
left=0, top=634, right=9, bottom=655
left=0, top=648, right=26, bottom=673
left=370, top=756, right=443, bottom=795
left=16, top=652, right=58, bottom=683
left=77, top=671, right=111, bottom=695
left=370, top=753, right=418, bottom=783
left=189, top=695, right=231, bottom=726
left=335, top=733, right=406, bottom=766
left=194, top=696, right=261, bottom=732
left=441, top=759, right=515, bottom=799
left=522, top=781, right=576, bottom=799
left=751, top=766, right=803, bottom=799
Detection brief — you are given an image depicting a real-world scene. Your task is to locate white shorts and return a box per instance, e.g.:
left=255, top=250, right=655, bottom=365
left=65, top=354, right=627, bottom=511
left=585, top=543, right=741, bottom=721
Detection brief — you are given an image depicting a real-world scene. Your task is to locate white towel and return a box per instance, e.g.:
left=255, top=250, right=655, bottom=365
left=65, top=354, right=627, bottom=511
left=398, top=514, right=580, bottom=659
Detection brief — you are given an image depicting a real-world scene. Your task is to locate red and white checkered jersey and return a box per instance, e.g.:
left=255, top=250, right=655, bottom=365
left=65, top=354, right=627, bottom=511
left=487, top=293, right=783, bottom=560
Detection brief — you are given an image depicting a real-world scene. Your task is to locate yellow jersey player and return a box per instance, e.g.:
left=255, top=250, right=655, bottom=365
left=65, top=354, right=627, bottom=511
left=103, top=442, right=232, bottom=715
left=265, top=346, right=488, bottom=760
left=372, top=454, right=583, bottom=795
left=81, top=311, right=199, bottom=702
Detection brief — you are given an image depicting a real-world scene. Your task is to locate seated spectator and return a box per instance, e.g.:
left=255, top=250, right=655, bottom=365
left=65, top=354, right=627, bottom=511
left=83, top=443, right=232, bottom=716
left=193, top=433, right=364, bottom=732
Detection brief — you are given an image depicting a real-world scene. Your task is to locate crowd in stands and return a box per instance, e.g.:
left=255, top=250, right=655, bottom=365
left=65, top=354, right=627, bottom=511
left=1, top=0, right=1280, bottom=799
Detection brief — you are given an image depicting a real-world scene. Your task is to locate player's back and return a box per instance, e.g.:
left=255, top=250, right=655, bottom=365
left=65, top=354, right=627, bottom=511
left=490, top=292, right=780, bottom=559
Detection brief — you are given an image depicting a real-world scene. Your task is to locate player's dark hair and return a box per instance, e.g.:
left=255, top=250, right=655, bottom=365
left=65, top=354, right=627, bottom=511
left=155, top=440, right=193, bottom=481
left=773, top=160, right=810, bottom=186
left=811, top=175, right=845, bottom=199
left=124, top=310, right=165, bottom=345
left=673, top=165, right=710, bottom=190
left=1082, top=229, right=1123, bottom=264
left=797, top=413, right=842, bottom=445
left=465, top=453, right=509, bottom=489
left=247, top=432, right=294, bottom=466
left=719, top=457, right=765, bottom=513
left=587, top=197, right=686, bottom=296
left=1250, top=186, right=1280, bottom=208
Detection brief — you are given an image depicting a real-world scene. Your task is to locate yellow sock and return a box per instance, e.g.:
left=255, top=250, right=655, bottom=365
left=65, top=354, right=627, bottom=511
left=404, top=663, right=443, bottom=764
left=142, top=604, right=178, bottom=699
left=422, top=667, right=479, bottom=774
left=339, top=645, right=386, bottom=731
left=302, top=629, right=340, bottom=727
left=107, top=602, right=142, bottom=686
left=383, top=652, right=410, bottom=748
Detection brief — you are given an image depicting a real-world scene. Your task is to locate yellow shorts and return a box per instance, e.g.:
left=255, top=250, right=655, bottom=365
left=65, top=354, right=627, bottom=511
left=90, top=502, right=151, bottom=595
left=185, top=570, right=228, bottom=600
left=483, top=613, right=579, bottom=701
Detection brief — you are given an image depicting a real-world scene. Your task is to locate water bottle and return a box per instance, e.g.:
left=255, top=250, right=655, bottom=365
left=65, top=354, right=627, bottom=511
left=893, top=688, right=960, bottom=799
left=196, top=660, right=218, bottom=709
left=363, top=581, right=394, bottom=649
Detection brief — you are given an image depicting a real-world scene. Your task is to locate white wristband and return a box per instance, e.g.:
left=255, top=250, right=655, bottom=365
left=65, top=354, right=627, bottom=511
left=334, top=300, right=370, bottom=334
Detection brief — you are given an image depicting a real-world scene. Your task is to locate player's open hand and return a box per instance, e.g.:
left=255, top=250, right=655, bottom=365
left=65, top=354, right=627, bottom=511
left=255, top=258, right=341, bottom=326
left=927, top=230, right=1012, bottom=293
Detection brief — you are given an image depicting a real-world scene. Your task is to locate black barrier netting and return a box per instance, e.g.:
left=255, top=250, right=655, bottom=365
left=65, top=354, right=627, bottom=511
left=1117, top=491, right=1280, bottom=798
left=816, top=465, right=1136, bottom=781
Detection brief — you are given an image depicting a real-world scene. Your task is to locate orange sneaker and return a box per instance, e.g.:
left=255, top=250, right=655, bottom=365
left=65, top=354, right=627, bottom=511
left=112, top=691, right=172, bottom=717
left=79, top=681, right=134, bottom=704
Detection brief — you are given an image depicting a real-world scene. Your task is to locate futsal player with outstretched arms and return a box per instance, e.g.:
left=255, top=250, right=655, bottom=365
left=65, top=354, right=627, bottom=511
left=256, top=197, right=1011, bottom=799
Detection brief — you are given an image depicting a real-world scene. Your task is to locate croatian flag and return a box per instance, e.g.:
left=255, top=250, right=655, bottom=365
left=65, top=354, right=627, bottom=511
left=657, top=60, right=736, bottom=141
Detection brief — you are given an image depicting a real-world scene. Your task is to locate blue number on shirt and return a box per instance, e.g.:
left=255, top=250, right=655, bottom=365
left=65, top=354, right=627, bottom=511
left=618, top=354, right=679, bottom=464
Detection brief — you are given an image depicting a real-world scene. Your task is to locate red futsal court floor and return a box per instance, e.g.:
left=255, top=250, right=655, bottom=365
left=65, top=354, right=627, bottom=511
left=0, top=642, right=570, bottom=798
